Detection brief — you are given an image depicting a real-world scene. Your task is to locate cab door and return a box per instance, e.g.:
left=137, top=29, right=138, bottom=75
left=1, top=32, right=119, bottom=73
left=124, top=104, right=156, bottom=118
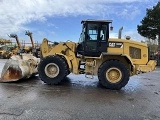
left=84, top=23, right=109, bottom=56
left=84, top=23, right=100, bottom=56
left=98, top=24, right=109, bottom=53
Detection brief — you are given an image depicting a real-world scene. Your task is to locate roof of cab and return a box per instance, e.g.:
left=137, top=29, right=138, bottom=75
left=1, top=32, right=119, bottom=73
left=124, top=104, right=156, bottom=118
left=81, top=19, right=113, bottom=24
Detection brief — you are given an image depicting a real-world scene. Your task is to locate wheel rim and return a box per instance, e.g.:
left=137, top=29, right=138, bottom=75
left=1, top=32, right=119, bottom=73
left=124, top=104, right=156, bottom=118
left=45, top=63, right=60, bottom=78
left=106, top=67, right=122, bottom=83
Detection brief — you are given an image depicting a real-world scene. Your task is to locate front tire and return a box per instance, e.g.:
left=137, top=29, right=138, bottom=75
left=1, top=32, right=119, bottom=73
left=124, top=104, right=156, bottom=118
left=98, top=60, right=130, bottom=90
left=38, top=55, right=69, bottom=85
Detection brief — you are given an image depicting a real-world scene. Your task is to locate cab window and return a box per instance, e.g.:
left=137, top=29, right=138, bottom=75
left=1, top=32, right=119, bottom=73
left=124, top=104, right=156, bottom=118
left=87, top=24, right=98, bottom=41
left=100, top=25, right=108, bottom=41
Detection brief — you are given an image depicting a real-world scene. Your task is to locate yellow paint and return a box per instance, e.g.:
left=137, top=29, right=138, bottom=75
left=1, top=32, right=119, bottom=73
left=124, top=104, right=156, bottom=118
left=40, top=37, right=156, bottom=76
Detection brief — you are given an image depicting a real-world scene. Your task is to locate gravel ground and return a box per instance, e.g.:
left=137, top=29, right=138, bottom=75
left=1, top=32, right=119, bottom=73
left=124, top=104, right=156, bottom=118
left=0, top=59, right=160, bottom=120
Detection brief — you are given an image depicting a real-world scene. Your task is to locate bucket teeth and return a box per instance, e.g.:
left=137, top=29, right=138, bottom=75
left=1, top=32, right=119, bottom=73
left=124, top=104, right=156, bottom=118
left=0, top=60, right=22, bottom=82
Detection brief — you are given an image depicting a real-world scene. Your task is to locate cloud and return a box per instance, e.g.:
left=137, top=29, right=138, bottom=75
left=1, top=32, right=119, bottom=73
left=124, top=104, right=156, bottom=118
left=0, top=0, right=158, bottom=39
left=123, top=30, right=145, bottom=41
left=109, top=29, right=145, bottom=41
left=116, top=5, right=141, bottom=20
left=110, top=32, right=118, bottom=38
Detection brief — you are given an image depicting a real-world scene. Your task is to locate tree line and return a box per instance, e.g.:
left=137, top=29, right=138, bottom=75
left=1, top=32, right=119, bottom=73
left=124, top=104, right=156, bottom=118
left=137, top=1, right=160, bottom=51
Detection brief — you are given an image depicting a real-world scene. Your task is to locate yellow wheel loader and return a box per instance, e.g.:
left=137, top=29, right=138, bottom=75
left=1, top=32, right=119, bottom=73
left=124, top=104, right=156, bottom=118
left=0, top=39, right=17, bottom=59
left=39, top=20, right=155, bottom=90
left=25, top=31, right=40, bottom=57
left=9, top=34, right=33, bottom=54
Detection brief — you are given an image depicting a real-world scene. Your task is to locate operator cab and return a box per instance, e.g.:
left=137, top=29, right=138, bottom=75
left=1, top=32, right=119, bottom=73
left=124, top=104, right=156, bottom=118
left=77, top=20, right=112, bottom=57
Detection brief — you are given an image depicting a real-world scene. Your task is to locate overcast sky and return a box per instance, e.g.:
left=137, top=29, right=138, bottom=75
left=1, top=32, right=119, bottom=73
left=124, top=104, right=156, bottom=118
left=0, top=0, right=159, bottom=43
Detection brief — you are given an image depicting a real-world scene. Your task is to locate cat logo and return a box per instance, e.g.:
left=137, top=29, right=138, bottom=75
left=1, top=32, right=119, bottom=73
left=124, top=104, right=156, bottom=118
left=109, top=42, right=123, bottom=48
left=109, top=43, right=116, bottom=47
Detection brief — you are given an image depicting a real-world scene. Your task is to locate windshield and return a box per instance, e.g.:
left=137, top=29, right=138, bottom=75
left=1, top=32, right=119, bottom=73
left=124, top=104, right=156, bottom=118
left=79, top=24, right=86, bottom=43
left=87, top=23, right=108, bottom=41
left=79, top=23, right=109, bottom=43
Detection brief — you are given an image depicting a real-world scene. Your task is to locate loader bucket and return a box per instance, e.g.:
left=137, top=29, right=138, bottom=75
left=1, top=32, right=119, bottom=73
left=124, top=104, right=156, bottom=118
left=0, top=54, right=40, bottom=82
left=0, top=59, right=23, bottom=82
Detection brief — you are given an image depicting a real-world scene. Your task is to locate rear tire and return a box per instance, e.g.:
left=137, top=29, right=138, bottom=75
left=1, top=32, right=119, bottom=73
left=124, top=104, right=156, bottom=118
left=38, top=55, right=69, bottom=85
left=98, top=60, right=130, bottom=90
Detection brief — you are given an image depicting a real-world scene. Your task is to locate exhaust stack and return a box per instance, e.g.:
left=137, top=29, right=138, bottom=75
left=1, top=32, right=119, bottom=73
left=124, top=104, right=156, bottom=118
left=118, top=26, right=123, bottom=39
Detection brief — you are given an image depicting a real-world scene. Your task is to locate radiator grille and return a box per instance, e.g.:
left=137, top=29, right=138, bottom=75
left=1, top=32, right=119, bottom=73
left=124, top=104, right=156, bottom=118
left=129, top=47, right=141, bottom=59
